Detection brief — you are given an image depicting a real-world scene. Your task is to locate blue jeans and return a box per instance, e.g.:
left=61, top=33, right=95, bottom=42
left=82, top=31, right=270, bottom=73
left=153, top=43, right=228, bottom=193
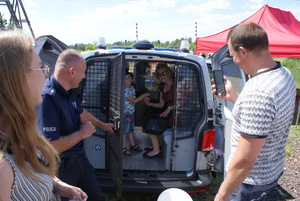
left=123, top=113, right=134, bottom=136
left=229, top=175, right=281, bottom=201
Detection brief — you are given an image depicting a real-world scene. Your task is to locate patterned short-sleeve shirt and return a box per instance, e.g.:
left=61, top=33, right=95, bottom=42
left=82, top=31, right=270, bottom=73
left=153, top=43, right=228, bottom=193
left=228, top=64, right=296, bottom=185
left=124, top=85, right=136, bottom=114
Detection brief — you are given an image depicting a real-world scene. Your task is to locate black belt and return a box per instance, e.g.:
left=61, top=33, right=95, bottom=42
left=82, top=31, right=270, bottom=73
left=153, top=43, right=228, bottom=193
left=61, top=152, right=85, bottom=165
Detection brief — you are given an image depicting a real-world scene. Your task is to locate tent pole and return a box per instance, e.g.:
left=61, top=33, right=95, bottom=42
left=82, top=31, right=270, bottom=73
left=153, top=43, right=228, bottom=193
left=296, top=101, right=300, bottom=128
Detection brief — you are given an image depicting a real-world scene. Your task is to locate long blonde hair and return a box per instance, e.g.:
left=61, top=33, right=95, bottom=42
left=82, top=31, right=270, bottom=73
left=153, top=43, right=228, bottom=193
left=0, top=30, right=60, bottom=180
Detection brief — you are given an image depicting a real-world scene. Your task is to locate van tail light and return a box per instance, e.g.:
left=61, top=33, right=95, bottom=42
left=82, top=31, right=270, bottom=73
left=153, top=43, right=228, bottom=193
left=201, top=129, right=216, bottom=152
left=186, top=189, right=207, bottom=194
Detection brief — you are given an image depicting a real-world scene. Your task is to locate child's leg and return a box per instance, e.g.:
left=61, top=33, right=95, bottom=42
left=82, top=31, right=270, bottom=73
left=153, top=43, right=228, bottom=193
left=123, top=135, right=131, bottom=155
left=128, top=132, right=135, bottom=147
left=128, top=114, right=135, bottom=147
left=129, top=114, right=142, bottom=151
left=123, top=135, right=127, bottom=149
left=123, top=115, right=132, bottom=155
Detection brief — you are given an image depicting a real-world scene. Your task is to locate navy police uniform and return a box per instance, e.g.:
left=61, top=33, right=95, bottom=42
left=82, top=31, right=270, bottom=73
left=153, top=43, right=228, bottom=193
left=38, top=76, right=105, bottom=201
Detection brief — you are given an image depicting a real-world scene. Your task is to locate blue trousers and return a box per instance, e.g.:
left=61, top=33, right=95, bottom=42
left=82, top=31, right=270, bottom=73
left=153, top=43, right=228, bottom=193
left=229, top=175, right=280, bottom=201
left=59, top=153, right=105, bottom=201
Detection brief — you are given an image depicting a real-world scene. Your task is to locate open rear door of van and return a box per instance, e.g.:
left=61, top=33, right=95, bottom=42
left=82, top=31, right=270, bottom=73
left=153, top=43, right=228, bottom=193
left=211, top=44, right=248, bottom=174
left=108, top=52, right=126, bottom=197
left=34, top=35, right=69, bottom=76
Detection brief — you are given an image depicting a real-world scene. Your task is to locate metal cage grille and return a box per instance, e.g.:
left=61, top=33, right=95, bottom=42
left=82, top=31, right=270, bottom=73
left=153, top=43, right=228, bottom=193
left=81, top=60, right=109, bottom=136
left=108, top=53, right=125, bottom=196
left=174, top=64, right=203, bottom=139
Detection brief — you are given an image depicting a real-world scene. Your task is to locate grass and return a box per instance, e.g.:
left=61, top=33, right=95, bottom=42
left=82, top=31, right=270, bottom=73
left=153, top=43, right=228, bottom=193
left=285, top=125, right=300, bottom=157
left=275, top=58, right=300, bottom=88
left=104, top=193, right=158, bottom=201
left=190, top=173, right=223, bottom=201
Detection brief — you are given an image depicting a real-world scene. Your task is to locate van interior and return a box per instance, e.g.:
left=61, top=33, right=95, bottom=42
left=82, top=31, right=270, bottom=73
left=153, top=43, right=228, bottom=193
left=80, top=59, right=205, bottom=174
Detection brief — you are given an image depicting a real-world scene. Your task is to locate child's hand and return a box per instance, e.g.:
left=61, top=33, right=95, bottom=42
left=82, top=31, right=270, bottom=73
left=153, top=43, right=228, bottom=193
left=143, top=92, right=150, bottom=98
left=143, top=96, right=151, bottom=105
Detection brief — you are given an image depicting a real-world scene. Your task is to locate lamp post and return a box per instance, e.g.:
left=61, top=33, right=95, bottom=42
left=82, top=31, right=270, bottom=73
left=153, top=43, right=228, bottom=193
left=195, top=22, right=197, bottom=39
left=136, top=23, right=138, bottom=42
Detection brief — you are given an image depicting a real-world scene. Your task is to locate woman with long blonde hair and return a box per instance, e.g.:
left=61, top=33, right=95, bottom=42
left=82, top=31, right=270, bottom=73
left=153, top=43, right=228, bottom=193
left=0, top=30, right=87, bottom=201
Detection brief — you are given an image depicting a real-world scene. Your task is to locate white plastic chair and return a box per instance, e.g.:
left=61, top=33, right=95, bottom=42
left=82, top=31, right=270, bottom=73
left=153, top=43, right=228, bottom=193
left=157, top=188, right=193, bottom=201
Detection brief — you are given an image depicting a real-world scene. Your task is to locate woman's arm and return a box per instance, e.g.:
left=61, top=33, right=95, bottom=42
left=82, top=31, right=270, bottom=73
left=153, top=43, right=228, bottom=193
left=0, top=157, right=14, bottom=201
left=148, top=92, right=165, bottom=108
left=53, top=177, right=87, bottom=201
left=159, top=104, right=173, bottom=118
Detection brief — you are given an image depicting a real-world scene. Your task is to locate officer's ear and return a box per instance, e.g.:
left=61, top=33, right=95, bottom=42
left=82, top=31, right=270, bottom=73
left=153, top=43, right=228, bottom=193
left=68, top=66, right=75, bottom=77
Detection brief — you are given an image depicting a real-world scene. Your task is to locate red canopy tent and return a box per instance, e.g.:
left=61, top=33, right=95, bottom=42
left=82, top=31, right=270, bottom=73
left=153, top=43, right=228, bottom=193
left=196, top=5, right=300, bottom=58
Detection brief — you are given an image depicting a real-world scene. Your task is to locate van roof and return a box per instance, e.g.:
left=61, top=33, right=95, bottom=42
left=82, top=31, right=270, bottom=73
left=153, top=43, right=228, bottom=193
left=108, top=46, right=178, bottom=52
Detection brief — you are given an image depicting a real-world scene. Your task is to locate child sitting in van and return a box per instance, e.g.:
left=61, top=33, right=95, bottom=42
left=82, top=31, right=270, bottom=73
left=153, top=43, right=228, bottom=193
left=123, top=72, right=149, bottom=155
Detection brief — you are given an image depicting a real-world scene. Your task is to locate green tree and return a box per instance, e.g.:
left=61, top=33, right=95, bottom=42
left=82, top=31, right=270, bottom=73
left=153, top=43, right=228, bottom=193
left=85, top=41, right=96, bottom=51
left=69, top=43, right=86, bottom=51
left=70, top=38, right=197, bottom=52
left=0, top=14, right=8, bottom=30
left=111, top=40, right=135, bottom=47
left=0, top=14, right=15, bottom=30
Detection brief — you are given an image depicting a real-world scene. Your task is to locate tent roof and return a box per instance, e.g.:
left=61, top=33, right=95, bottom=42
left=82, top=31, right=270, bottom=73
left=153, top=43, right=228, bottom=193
left=196, top=5, right=300, bottom=58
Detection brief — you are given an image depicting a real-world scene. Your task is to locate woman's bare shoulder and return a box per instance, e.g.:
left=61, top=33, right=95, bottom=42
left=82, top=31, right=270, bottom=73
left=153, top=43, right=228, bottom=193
left=0, top=154, right=14, bottom=200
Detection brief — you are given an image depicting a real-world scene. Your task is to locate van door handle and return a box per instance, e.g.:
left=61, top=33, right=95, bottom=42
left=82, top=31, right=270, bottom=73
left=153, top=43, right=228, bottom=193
left=216, top=104, right=222, bottom=118
left=110, top=116, right=120, bottom=131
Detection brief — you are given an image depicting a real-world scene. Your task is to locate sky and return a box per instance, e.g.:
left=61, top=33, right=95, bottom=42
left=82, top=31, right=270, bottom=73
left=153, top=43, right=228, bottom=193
left=1, top=0, right=300, bottom=45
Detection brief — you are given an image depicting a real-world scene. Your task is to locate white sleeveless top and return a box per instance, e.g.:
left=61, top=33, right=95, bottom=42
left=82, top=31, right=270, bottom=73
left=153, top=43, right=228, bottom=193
left=3, top=152, right=60, bottom=201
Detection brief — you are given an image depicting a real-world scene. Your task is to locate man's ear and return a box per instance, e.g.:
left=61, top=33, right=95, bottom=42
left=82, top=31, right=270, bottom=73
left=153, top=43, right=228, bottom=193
left=68, top=67, right=75, bottom=77
left=238, top=46, right=250, bottom=57
left=239, top=46, right=245, bottom=54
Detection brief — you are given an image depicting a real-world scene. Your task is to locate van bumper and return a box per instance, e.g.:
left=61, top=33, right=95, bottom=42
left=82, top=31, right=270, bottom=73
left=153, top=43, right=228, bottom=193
left=98, top=170, right=212, bottom=194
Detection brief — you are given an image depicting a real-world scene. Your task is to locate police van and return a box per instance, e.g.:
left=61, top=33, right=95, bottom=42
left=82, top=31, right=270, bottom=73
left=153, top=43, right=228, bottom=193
left=35, top=37, right=247, bottom=196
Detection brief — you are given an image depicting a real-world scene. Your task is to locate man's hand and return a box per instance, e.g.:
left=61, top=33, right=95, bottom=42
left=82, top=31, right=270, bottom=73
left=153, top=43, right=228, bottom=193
left=50, top=121, right=97, bottom=153
left=214, top=193, right=229, bottom=201
left=79, top=121, right=96, bottom=139
left=212, top=77, right=239, bottom=104
left=103, top=123, right=114, bottom=134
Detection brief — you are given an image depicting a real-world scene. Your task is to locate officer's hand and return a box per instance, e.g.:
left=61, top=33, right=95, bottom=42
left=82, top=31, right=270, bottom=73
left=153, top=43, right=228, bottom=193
left=80, top=121, right=96, bottom=139
left=103, top=123, right=114, bottom=134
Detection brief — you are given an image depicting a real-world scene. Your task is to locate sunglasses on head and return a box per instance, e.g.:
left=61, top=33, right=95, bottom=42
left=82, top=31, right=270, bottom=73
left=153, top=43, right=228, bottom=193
left=156, top=72, right=167, bottom=77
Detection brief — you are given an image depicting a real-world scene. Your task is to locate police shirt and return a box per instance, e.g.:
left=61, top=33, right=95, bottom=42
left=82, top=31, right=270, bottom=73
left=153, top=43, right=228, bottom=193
left=38, top=76, right=84, bottom=158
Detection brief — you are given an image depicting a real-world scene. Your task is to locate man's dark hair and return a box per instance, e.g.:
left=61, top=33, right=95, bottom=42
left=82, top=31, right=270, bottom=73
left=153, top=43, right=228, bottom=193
left=227, top=22, right=269, bottom=53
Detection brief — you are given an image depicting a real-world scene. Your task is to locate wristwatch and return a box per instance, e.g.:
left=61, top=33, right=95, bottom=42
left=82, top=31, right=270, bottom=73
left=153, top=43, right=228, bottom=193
left=168, top=106, right=171, bottom=110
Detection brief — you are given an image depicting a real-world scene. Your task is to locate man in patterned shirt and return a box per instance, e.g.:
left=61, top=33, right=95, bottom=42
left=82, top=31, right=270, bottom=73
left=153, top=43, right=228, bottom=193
left=213, top=22, right=296, bottom=201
